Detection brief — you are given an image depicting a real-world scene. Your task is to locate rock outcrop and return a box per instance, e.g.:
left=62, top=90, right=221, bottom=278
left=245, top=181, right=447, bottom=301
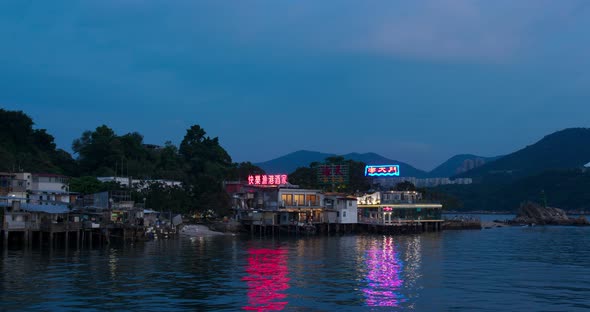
left=512, top=202, right=589, bottom=226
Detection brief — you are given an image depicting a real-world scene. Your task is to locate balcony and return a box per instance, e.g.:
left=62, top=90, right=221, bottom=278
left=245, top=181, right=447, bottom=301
left=279, top=200, right=322, bottom=209
left=4, top=220, right=26, bottom=230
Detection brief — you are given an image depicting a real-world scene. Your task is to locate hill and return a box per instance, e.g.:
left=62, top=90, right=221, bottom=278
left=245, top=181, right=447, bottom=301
left=0, top=109, right=76, bottom=175
left=429, top=154, right=500, bottom=178
left=255, top=150, right=428, bottom=177
left=341, top=152, right=428, bottom=177
left=436, top=168, right=590, bottom=212
left=456, top=128, right=590, bottom=181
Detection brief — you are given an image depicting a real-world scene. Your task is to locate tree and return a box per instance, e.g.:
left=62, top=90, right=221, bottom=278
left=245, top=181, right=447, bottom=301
left=178, top=125, right=234, bottom=215
left=72, top=125, right=122, bottom=175
left=227, top=162, right=265, bottom=181
left=289, top=166, right=318, bottom=189
left=72, top=125, right=161, bottom=178
left=69, top=176, right=108, bottom=194
left=0, top=109, right=72, bottom=174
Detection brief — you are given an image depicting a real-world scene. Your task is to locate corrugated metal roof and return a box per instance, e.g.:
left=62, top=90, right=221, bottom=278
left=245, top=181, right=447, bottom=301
left=22, top=204, right=70, bottom=214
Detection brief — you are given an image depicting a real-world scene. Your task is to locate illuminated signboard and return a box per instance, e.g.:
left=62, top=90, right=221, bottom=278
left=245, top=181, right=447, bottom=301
left=248, top=174, right=288, bottom=186
left=365, top=165, right=400, bottom=177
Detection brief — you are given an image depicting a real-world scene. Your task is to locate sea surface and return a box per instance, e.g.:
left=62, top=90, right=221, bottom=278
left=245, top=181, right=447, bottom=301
left=2, top=217, right=590, bottom=311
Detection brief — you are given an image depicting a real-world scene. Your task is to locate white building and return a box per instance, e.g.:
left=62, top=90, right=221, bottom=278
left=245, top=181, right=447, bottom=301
left=372, top=176, right=472, bottom=188
left=357, top=190, right=422, bottom=205
left=324, top=193, right=358, bottom=224
left=97, top=177, right=182, bottom=190
left=12, top=173, right=71, bottom=205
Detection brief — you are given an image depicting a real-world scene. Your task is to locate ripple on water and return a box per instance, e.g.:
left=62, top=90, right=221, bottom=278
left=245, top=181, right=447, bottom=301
left=2, top=225, right=590, bottom=311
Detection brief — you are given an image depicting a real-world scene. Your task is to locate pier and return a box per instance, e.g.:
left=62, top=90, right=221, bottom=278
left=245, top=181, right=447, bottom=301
left=1, top=198, right=178, bottom=250
left=241, top=218, right=442, bottom=237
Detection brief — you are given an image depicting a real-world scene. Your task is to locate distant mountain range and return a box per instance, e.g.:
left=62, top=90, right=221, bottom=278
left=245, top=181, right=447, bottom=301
left=255, top=128, right=590, bottom=211
left=255, top=150, right=495, bottom=178
left=256, top=128, right=590, bottom=182
left=455, top=128, right=590, bottom=181
left=438, top=128, right=590, bottom=211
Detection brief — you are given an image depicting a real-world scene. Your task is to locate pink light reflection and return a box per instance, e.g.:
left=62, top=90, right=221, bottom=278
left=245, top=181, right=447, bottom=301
left=363, top=237, right=405, bottom=307
left=242, top=248, right=290, bottom=311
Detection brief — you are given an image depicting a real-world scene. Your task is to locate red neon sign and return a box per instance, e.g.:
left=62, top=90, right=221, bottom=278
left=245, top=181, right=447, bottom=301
left=248, top=174, right=288, bottom=186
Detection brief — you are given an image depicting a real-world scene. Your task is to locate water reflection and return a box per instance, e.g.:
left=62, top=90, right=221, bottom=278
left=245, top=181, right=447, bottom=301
left=363, top=236, right=405, bottom=307
left=242, top=248, right=290, bottom=311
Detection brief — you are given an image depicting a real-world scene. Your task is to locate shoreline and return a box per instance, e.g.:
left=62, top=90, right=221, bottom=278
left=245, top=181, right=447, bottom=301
left=178, top=224, right=230, bottom=237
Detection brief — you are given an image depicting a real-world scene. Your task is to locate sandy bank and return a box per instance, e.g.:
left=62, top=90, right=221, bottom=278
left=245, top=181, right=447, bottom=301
left=179, top=224, right=226, bottom=236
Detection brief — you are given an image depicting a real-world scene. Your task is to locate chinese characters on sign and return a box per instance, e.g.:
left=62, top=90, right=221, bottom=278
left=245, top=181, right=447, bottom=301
left=316, top=164, right=350, bottom=184
left=248, top=174, right=288, bottom=186
left=365, top=165, right=400, bottom=177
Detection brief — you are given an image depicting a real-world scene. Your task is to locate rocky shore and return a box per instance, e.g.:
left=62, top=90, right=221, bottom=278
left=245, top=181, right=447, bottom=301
left=507, top=202, right=589, bottom=226
left=442, top=218, right=482, bottom=230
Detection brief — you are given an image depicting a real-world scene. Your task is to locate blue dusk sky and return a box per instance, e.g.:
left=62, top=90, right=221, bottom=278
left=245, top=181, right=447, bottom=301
left=1, top=1, right=590, bottom=170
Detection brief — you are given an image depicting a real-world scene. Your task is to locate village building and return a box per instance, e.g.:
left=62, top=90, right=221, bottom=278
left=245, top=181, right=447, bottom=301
left=357, top=190, right=443, bottom=229
left=324, top=193, right=358, bottom=224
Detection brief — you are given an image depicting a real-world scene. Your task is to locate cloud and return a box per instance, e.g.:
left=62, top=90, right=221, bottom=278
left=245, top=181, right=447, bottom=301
left=357, top=0, right=590, bottom=63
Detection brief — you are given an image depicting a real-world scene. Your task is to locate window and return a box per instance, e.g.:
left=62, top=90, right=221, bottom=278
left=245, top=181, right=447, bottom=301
left=343, top=211, right=347, bottom=218
left=336, top=212, right=340, bottom=217
left=294, top=194, right=305, bottom=206
left=348, top=201, right=352, bottom=207
left=281, top=194, right=293, bottom=206
left=306, top=194, right=317, bottom=205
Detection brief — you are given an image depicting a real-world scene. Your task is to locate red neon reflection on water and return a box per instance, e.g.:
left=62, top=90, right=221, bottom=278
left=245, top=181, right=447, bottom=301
left=242, top=248, right=290, bottom=311
left=363, top=237, right=404, bottom=307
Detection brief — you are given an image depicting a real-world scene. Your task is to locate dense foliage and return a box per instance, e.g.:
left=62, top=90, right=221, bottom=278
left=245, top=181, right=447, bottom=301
left=0, top=109, right=264, bottom=216
left=455, top=128, right=590, bottom=181
left=5, top=108, right=590, bottom=213
left=435, top=169, right=590, bottom=212
left=0, top=109, right=76, bottom=175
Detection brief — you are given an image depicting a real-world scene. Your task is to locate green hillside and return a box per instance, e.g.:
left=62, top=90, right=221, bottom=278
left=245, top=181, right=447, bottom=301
left=456, top=128, right=590, bottom=181
left=437, top=169, right=590, bottom=212
left=429, top=154, right=499, bottom=178
left=0, top=109, right=76, bottom=175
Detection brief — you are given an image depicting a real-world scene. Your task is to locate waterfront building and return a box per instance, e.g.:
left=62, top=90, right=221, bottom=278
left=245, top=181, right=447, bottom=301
left=324, top=193, right=358, bottom=224
left=225, top=177, right=327, bottom=226
left=371, top=176, right=472, bottom=189
left=0, top=172, right=73, bottom=205
left=0, top=172, right=27, bottom=199
left=97, top=177, right=182, bottom=190
left=357, top=190, right=442, bottom=228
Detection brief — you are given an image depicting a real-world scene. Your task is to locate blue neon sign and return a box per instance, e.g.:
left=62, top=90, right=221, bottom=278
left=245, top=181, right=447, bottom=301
left=365, top=165, right=400, bottom=177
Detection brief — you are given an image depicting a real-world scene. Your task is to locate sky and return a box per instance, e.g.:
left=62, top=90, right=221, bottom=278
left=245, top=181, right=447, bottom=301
left=1, top=0, right=590, bottom=171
